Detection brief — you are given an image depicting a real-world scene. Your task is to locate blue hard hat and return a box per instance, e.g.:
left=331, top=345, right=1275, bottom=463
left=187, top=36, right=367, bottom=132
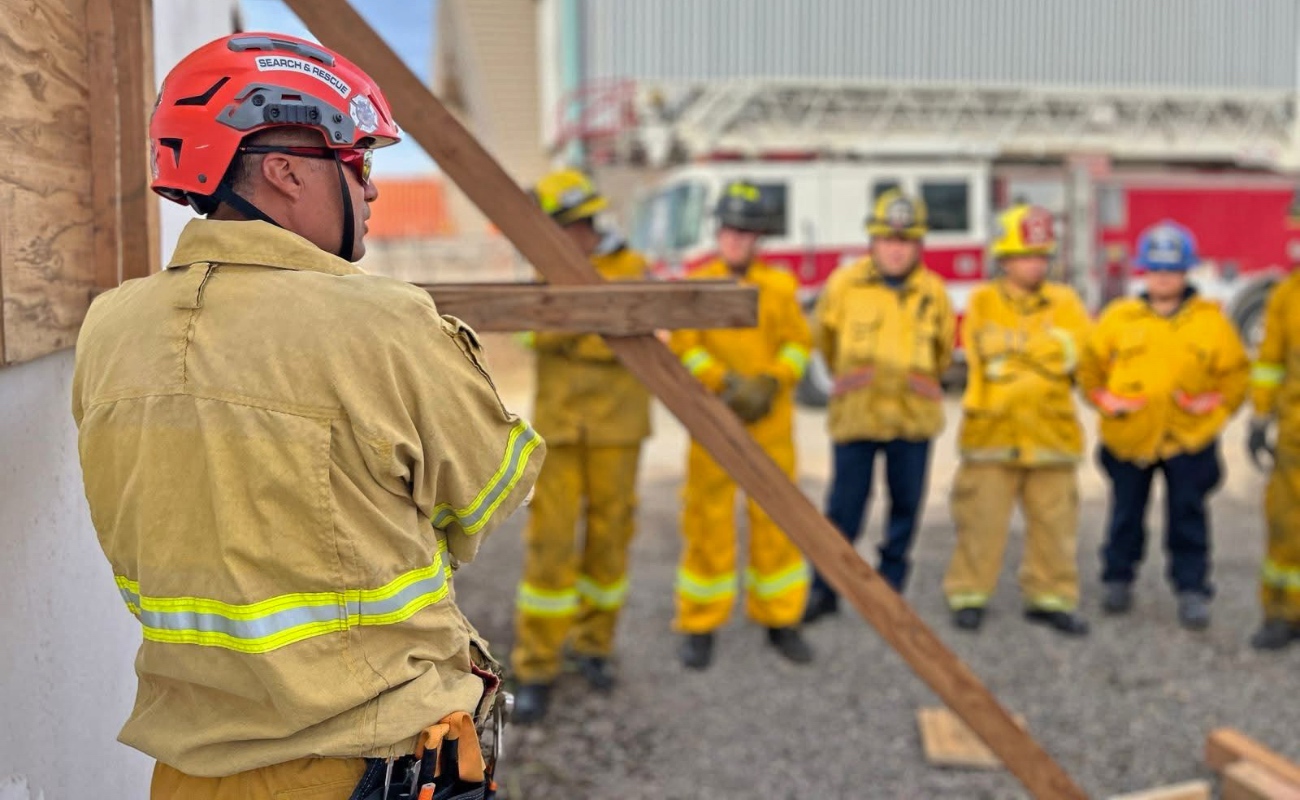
left=1135, top=221, right=1198, bottom=272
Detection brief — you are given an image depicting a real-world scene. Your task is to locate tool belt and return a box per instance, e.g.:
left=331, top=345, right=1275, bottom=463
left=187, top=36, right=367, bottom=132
left=349, top=689, right=512, bottom=800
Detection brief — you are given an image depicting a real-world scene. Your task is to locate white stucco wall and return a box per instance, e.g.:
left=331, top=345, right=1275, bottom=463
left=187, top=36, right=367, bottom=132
left=0, top=351, right=153, bottom=798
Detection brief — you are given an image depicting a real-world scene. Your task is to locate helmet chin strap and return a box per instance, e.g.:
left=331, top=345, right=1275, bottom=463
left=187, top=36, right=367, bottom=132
left=332, top=154, right=355, bottom=261
left=207, top=154, right=356, bottom=261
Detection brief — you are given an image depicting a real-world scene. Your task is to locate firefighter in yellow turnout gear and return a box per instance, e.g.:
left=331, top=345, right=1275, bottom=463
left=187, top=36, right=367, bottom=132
left=943, top=205, right=1092, bottom=636
left=803, top=189, right=955, bottom=623
left=671, top=181, right=815, bottom=670
left=1247, top=270, right=1300, bottom=650
left=511, top=170, right=652, bottom=723
left=1079, top=221, right=1249, bottom=631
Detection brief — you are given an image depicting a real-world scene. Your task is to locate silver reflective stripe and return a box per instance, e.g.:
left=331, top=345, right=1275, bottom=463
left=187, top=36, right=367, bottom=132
left=432, top=421, right=542, bottom=534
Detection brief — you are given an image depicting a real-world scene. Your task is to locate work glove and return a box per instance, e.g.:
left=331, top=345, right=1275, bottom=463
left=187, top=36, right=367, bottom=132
left=907, top=372, right=944, bottom=402
left=1173, top=390, right=1222, bottom=416
left=1089, top=388, right=1147, bottom=418
left=1248, top=416, right=1276, bottom=472
left=721, top=373, right=779, bottom=424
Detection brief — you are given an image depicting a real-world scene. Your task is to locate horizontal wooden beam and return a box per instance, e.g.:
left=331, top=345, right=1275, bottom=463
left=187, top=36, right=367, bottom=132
left=421, top=281, right=757, bottom=334
left=287, top=2, right=1086, bottom=797
left=1223, top=761, right=1300, bottom=800
left=1207, top=729, right=1300, bottom=787
left=1108, top=781, right=1211, bottom=800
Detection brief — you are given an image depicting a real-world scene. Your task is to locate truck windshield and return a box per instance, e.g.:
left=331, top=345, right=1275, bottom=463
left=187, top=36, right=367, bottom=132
left=630, top=182, right=707, bottom=256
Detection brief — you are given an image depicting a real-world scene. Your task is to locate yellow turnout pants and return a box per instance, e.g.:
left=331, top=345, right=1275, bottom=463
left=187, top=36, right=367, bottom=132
left=675, top=438, right=809, bottom=633
left=944, top=462, right=1080, bottom=612
left=512, top=442, right=641, bottom=683
left=152, top=758, right=365, bottom=800
left=1263, top=450, right=1300, bottom=621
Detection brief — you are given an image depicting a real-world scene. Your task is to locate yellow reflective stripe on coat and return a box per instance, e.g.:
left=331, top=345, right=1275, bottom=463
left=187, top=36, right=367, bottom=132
left=1262, top=559, right=1300, bottom=589
left=681, top=347, right=717, bottom=377
left=114, top=542, right=452, bottom=655
left=1048, top=328, right=1078, bottom=373
left=516, top=582, right=581, bottom=617
left=1252, top=362, right=1285, bottom=388
left=777, top=343, right=811, bottom=380
left=576, top=575, right=629, bottom=610
left=432, top=420, right=542, bottom=534
left=676, top=568, right=737, bottom=602
left=744, top=562, right=810, bottom=599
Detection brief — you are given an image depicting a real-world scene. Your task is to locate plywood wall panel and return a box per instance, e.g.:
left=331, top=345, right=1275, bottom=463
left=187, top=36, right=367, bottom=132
left=0, top=0, right=97, bottom=364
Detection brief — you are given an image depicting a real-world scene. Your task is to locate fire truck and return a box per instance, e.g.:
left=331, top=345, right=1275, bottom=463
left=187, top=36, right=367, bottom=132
left=628, top=160, right=1299, bottom=405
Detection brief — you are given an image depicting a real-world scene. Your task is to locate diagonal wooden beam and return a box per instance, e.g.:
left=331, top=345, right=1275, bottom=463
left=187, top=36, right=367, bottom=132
left=284, top=3, right=1087, bottom=797
left=422, top=281, right=757, bottom=334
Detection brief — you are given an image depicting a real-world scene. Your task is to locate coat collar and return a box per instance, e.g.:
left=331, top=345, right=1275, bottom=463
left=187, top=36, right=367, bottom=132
left=166, top=219, right=364, bottom=277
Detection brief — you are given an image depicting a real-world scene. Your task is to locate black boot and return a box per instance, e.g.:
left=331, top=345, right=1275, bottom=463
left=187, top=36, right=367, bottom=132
left=1024, top=608, right=1090, bottom=637
left=512, top=683, right=551, bottom=726
left=574, top=655, right=616, bottom=692
left=767, top=626, right=814, bottom=664
left=1250, top=618, right=1299, bottom=651
left=1101, top=582, right=1134, bottom=615
left=1177, top=592, right=1212, bottom=631
left=679, top=633, right=714, bottom=671
left=802, top=587, right=839, bottom=624
left=952, top=607, right=985, bottom=632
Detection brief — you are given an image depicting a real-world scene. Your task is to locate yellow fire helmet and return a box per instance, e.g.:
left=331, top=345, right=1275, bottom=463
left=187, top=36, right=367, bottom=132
left=532, top=168, right=607, bottom=226
left=865, top=189, right=928, bottom=240
left=991, top=204, right=1057, bottom=258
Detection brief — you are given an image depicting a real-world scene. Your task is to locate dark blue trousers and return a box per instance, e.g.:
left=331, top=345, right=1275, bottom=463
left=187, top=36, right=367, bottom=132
left=1098, top=443, right=1223, bottom=595
left=813, top=438, right=933, bottom=594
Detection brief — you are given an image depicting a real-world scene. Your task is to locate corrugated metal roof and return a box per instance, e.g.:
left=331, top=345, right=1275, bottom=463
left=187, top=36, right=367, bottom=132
left=581, top=0, right=1300, bottom=90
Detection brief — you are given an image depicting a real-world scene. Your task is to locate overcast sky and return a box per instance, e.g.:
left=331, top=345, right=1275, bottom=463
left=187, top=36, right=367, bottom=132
left=239, top=0, right=439, bottom=177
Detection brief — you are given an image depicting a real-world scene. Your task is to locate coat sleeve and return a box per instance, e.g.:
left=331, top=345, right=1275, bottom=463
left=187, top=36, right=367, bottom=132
left=933, top=282, right=956, bottom=375
left=1214, top=311, right=1251, bottom=415
left=1023, top=289, right=1090, bottom=379
left=1077, top=307, right=1116, bottom=404
left=765, top=281, right=814, bottom=389
left=960, top=290, right=988, bottom=384
left=814, top=273, right=841, bottom=371
left=373, top=291, right=545, bottom=565
left=1251, top=280, right=1291, bottom=417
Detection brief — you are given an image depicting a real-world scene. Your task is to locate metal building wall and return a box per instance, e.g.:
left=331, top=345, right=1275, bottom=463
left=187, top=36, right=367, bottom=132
left=582, top=0, right=1300, bottom=90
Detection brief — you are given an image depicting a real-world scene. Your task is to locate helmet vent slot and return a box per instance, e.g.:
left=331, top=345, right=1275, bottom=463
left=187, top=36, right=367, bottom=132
left=175, top=77, right=230, bottom=107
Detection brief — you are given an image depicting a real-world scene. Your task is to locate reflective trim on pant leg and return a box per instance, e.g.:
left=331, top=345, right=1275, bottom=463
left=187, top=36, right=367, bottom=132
left=1026, top=594, right=1075, bottom=612
left=676, top=568, right=737, bottom=603
left=516, top=582, right=581, bottom=618
left=947, top=592, right=989, bottom=611
left=575, top=575, right=629, bottom=611
left=744, top=561, right=811, bottom=600
left=1262, top=559, right=1300, bottom=590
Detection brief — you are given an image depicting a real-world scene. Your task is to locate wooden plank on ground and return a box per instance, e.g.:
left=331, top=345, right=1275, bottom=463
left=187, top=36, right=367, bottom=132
left=286, top=2, right=1088, bottom=797
left=1223, top=761, right=1300, bottom=800
left=918, top=707, right=1027, bottom=769
left=1207, top=729, right=1300, bottom=787
left=0, top=0, right=98, bottom=364
left=1107, top=780, right=1211, bottom=800
left=422, top=281, right=758, bottom=334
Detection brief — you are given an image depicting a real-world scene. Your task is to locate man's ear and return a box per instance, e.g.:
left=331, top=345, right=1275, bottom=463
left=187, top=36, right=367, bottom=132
left=259, top=154, right=305, bottom=201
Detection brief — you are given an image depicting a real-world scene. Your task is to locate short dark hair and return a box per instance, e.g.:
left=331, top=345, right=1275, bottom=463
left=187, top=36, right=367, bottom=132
left=223, top=128, right=329, bottom=193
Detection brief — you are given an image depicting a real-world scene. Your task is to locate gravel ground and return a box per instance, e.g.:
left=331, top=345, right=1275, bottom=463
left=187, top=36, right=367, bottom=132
left=458, top=339, right=1300, bottom=799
